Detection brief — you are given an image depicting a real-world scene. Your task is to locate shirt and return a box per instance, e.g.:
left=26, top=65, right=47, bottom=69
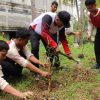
left=88, top=9, right=100, bottom=35
left=30, top=12, right=71, bottom=55
left=6, top=40, right=33, bottom=67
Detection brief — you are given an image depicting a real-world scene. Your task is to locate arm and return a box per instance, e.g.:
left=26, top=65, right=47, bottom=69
left=0, top=68, right=33, bottom=99
left=0, top=68, right=20, bottom=97
left=87, top=13, right=94, bottom=40
left=3, top=84, right=24, bottom=98
left=59, top=28, right=71, bottom=55
left=26, top=62, right=51, bottom=78
left=7, top=47, right=29, bottom=67
left=7, top=47, right=51, bottom=78
left=23, top=46, right=45, bottom=67
left=87, top=19, right=94, bottom=38
left=65, top=28, right=80, bottom=36
left=1, top=78, right=33, bottom=99
left=0, top=77, right=21, bottom=97
left=29, top=56, right=45, bottom=67
left=41, top=15, right=57, bottom=48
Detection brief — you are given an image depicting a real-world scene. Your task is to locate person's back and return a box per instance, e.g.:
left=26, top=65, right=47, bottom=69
left=30, top=12, right=56, bottom=34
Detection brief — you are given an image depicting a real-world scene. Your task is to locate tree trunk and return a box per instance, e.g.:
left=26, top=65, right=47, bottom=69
left=31, top=0, right=36, bottom=20
left=75, top=0, right=85, bottom=45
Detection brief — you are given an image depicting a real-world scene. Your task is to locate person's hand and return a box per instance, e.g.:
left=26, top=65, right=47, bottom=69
left=19, top=91, right=33, bottom=100
left=41, top=71, right=51, bottom=79
left=54, top=47, right=60, bottom=54
left=86, top=34, right=91, bottom=41
left=44, top=63, right=50, bottom=68
left=67, top=54, right=73, bottom=60
left=74, top=31, right=81, bottom=37
left=40, top=63, right=50, bottom=69
left=39, top=63, right=46, bottom=68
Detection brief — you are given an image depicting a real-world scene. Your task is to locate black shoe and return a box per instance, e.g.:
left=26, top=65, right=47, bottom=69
left=92, top=64, right=100, bottom=69
left=96, top=64, right=100, bottom=69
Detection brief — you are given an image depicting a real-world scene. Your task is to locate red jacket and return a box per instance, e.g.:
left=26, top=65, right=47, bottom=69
left=30, top=12, right=71, bottom=55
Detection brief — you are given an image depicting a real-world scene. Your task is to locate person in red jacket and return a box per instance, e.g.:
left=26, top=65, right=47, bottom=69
left=85, top=0, right=100, bottom=69
left=29, top=11, right=79, bottom=76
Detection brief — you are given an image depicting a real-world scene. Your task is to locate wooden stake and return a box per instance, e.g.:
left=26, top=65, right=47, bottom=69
left=47, top=57, right=52, bottom=93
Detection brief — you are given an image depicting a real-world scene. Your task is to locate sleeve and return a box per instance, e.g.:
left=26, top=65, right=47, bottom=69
left=88, top=13, right=94, bottom=36
left=65, top=28, right=72, bottom=34
left=88, top=19, right=94, bottom=36
left=59, top=28, right=71, bottom=55
left=0, top=77, right=8, bottom=90
left=7, top=47, right=29, bottom=67
left=0, top=67, right=8, bottom=90
left=23, top=45, right=33, bottom=60
left=41, top=15, right=57, bottom=48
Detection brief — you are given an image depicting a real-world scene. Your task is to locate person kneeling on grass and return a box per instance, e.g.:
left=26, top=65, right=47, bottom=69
left=1, top=28, right=51, bottom=80
left=0, top=40, right=33, bottom=99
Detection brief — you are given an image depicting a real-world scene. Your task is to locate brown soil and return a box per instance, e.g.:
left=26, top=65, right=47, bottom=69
left=91, top=87, right=100, bottom=100
left=37, top=80, right=60, bottom=91
left=28, top=91, right=58, bottom=100
left=72, top=66, right=96, bottom=82
left=27, top=80, right=60, bottom=100
left=28, top=65, right=97, bottom=100
left=75, top=89, right=87, bottom=100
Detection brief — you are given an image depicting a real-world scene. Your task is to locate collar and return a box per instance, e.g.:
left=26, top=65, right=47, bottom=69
left=11, top=39, right=20, bottom=51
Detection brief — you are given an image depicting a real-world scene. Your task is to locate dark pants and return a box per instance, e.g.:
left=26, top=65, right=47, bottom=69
left=1, top=51, right=25, bottom=78
left=94, top=28, right=100, bottom=66
left=1, top=60, right=23, bottom=78
left=29, top=27, right=60, bottom=68
left=8, top=31, right=16, bottom=39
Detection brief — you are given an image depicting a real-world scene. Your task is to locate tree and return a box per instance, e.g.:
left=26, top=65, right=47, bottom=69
left=31, top=0, right=36, bottom=20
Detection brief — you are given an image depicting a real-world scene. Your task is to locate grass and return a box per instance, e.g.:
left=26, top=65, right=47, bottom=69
left=0, top=35, right=100, bottom=100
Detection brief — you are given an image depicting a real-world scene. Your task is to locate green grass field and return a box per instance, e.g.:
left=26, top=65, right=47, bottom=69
left=0, top=35, right=100, bottom=100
